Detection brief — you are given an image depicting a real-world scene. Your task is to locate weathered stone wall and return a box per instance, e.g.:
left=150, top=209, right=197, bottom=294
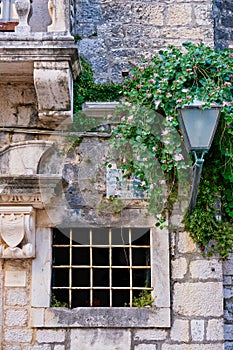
left=0, top=229, right=224, bottom=348
left=0, top=0, right=232, bottom=347
left=0, top=127, right=225, bottom=349
left=213, top=0, right=233, bottom=49
left=0, top=83, right=38, bottom=130
left=75, top=0, right=214, bottom=83
left=223, top=253, right=233, bottom=350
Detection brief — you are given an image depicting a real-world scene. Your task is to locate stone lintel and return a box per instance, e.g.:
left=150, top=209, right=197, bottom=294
left=0, top=175, right=64, bottom=208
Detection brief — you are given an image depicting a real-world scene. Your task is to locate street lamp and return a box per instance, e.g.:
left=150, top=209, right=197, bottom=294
left=178, top=100, right=221, bottom=214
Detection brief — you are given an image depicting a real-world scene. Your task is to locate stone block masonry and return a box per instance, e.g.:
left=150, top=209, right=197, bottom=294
left=76, top=0, right=214, bottom=83
left=0, top=0, right=230, bottom=342
left=223, top=253, right=233, bottom=350
left=0, top=227, right=225, bottom=349
left=0, top=113, right=226, bottom=349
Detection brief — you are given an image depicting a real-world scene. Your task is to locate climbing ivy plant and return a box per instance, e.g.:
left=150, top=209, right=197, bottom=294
left=74, top=43, right=233, bottom=258
left=73, top=57, right=122, bottom=113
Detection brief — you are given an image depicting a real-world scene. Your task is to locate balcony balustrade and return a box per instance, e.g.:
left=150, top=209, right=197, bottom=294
left=0, top=0, right=72, bottom=34
left=0, top=0, right=80, bottom=129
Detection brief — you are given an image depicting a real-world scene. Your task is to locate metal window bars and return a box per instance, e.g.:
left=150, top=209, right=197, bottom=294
left=52, top=228, right=152, bottom=308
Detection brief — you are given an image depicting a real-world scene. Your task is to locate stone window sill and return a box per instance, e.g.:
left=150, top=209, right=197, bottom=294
left=31, top=306, right=171, bottom=328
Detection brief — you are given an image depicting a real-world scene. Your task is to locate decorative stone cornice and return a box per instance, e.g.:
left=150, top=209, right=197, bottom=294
left=0, top=175, right=64, bottom=209
left=0, top=194, right=42, bottom=208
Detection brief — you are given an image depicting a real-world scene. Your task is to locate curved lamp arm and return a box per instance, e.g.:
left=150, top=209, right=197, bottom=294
left=189, top=150, right=207, bottom=215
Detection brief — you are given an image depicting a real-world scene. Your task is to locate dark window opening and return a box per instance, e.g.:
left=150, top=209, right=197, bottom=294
left=0, top=0, right=18, bottom=31
left=51, top=228, right=152, bottom=308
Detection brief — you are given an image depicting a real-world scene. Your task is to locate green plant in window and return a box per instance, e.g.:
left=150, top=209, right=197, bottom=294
left=131, top=289, right=155, bottom=308
left=51, top=294, right=68, bottom=308
left=73, top=57, right=122, bottom=113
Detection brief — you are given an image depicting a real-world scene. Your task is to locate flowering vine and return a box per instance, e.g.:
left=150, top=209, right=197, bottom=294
left=107, top=41, right=233, bottom=257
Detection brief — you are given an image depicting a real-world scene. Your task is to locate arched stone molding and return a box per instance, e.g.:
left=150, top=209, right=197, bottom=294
left=0, top=141, right=54, bottom=175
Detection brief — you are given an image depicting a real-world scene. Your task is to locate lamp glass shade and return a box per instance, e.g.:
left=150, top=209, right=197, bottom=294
left=178, top=107, right=220, bottom=152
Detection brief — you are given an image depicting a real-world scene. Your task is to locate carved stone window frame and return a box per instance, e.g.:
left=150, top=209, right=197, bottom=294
left=30, top=225, right=171, bottom=328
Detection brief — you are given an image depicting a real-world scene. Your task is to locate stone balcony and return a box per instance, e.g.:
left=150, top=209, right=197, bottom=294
left=0, top=0, right=73, bottom=35
left=0, top=0, right=80, bottom=129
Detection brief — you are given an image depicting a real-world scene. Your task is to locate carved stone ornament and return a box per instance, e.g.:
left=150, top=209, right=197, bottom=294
left=0, top=206, right=35, bottom=259
left=15, top=0, right=31, bottom=33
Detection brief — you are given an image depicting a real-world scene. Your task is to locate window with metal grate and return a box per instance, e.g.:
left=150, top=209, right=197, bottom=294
left=52, top=227, right=152, bottom=308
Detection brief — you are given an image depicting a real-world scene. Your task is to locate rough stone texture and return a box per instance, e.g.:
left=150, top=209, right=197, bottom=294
left=36, top=329, right=65, bottom=343
left=170, top=319, right=189, bottom=342
left=225, top=343, right=233, bottom=350
left=167, top=5, right=192, bottom=26
left=34, top=61, right=74, bottom=125
left=5, top=309, right=28, bottom=327
left=162, top=345, right=224, bottom=350
left=0, top=83, right=37, bottom=128
left=76, top=0, right=214, bottom=83
left=213, top=0, right=233, bottom=49
left=225, top=324, right=233, bottom=341
left=190, top=259, right=223, bottom=280
left=70, top=329, right=131, bottom=350
left=42, top=307, right=170, bottom=328
left=190, top=319, right=205, bottom=341
left=0, top=1, right=231, bottom=348
left=24, top=347, right=51, bottom=350
left=173, top=282, right=223, bottom=317
left=206, top=318, right=224, bottom=341
left=5, top=289, right=28, bottom=306
left=135, top=345, right=157, bottom=350
left=4, top=328, right=33, bottom=343
left=177, top=231, right=197, bottom=253
left=172, top=257, right=188, bottom=279
left=223, top=253, right=233, bottom=348
left=224, top=286, right=233, bottom=299
left=134, top=329, right=168, bottom=341
left=0, top=141, right=54, bottom=176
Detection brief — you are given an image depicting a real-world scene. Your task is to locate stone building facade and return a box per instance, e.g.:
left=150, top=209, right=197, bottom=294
left=76, top=0, right=215, bottom=83
left=0, top=0, right=232, bottom=349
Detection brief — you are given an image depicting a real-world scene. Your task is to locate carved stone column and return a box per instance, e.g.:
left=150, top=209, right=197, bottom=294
left=0, top=206, right=35, bottom=258
left=47, top=0, right=70, bottom=34
left=14, top=0, right=31, bottom=33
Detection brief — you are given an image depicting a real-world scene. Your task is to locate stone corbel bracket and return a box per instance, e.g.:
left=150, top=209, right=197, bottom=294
left=0, top=206, right=35, bottom=259
left=34, top=61, right=73, bottom=128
